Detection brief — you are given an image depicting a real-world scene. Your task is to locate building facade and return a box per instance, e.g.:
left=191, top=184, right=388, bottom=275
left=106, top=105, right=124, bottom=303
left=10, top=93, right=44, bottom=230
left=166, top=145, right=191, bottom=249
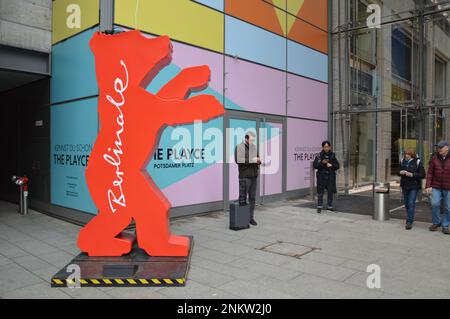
left=4, top=0, right=447, bottom=224
left=331, top=0, right=450, bottom=191
left=0, top=0, right=330, bottom=223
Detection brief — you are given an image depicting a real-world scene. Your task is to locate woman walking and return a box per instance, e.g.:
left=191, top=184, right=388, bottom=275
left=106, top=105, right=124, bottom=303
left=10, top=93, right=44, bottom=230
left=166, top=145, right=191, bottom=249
left=399, top=149, right=425, bottom=230
left=313, top=141, right=340, bottom=213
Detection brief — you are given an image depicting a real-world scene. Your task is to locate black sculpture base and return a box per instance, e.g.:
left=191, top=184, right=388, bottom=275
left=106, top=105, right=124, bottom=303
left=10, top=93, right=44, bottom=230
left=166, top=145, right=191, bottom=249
left=51, top=235, right=193, bottom=288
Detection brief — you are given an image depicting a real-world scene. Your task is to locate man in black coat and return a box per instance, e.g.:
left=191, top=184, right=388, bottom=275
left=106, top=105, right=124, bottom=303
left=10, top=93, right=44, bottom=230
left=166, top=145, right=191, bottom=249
left=234, top=131, right=261, bottom=226
left=313, top=141, right=340, bottom=213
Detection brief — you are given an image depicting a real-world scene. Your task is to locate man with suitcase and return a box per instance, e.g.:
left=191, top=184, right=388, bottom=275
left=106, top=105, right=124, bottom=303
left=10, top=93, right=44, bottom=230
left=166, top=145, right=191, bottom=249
left=234, top=131, right=261, bottom=226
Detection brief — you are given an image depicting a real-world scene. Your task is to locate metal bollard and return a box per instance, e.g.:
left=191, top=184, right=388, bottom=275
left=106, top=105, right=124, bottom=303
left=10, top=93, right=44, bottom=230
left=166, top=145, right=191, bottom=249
left=11, top=176, right=29, bottom=215
left=373, top=182, right=390, bottom=221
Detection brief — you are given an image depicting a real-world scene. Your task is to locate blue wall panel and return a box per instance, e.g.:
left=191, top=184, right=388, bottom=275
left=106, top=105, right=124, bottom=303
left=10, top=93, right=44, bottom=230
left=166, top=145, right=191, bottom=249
left=193, top=0, right=224, bottom=11
left=51, top=27, right=98, bottom=104
left=51, top=97, right=98, bottom=214
left=287, top=40, right=328, bottom=83
left=225, top=15, right=286, bottom=71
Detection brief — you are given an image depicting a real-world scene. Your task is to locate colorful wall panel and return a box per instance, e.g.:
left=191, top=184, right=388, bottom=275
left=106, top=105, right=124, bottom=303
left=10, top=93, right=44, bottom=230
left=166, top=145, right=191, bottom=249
left=111, top=26, right=225, bottom=208
left=288, top=0, right=328, bottom=31
left=194, top=0, right=225, bottom=12
left=287, top=74, right=328, bottom=121
left=49, top=0, right=330, bottom=215
left=52, top=0, right=99, bottom=44
left=225, top=0, right=327, bottom=54
left=51, top=27, right=98, bottom=104
left=287, top=40, right=328, bottom=83
left=225, top=0, right=286, bottom=38
left=115, top=0, right=224, bottom=53
left=288, top=14, right=327, bottom=54
left=286, top=118, right=327, bottom=191
left=260, top=122, right=283, bottom=196
left=225, top=15, right=286, bottom=71
left=50, top=98, right=98, bottom=214
left=147, top=118, right=224, bottom=208
left=224, top=56, right=286, bottom=115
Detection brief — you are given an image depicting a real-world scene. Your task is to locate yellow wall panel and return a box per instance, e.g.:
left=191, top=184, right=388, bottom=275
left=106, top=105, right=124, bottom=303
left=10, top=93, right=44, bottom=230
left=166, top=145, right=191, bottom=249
left=270, top=0, right=287, bottom=10
left=115, top=0, right=224, bottom=53
left=52, top=0, right=99, bottom=44
left=287, top=0, right=305, bottom=17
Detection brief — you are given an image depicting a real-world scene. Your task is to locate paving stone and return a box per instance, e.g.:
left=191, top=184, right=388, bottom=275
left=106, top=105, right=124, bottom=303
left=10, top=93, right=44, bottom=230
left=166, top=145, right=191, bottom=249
left=217, top=279, right=296, bottom=299
left=0, top=263, right=43, bottom=295
left=1, top=199, right=450, bottom=298
left=194, top=257, right=262, bottom=281
left=0, top=242, right=29, bottom=259
left=291, top=273, right=383, bottom=299
left=158, top=280, right=228, bottom=299
left=300, top=251, right=347, bottom=266
left=64, top=287, right=123, bottom=299
left=231, top=258, right=301, bottom=281
left=0, top=282, right=71, bottom=299
left=193, top=247, right=240, bottom=264
left=188, top=265, right=236, bottom=288
left=36, top=250, right=75, bottom=268
left=283, top=259, right=357, bottom=282
left=0, top=254, right=14, bottom=267
left=12, top=255, right=54, bottom=271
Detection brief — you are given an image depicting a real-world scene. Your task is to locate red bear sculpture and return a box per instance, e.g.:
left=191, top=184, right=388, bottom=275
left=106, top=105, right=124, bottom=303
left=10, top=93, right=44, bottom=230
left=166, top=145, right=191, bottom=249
left=77, top=30, right=224, bottom=257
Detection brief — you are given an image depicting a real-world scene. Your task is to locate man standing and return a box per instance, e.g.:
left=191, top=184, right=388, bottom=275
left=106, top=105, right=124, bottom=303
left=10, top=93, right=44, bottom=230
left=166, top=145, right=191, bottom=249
left=313, top=141, right=340, bottom=213
left=425, top=140, right=450, bottom=235
left=235, top=131, right=261, bottom=226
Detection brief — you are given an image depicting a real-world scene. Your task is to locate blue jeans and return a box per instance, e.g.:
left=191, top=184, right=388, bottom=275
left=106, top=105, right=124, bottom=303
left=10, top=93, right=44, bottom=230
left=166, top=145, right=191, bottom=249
left=431, top=188, right=450, bottom=228
left=403, top=188, right=418, bottom=224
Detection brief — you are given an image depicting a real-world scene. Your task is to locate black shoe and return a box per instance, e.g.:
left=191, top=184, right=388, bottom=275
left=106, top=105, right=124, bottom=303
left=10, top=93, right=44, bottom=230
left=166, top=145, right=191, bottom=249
left=317, top=207, right=322, bottom=214
left=429, top=224, right=441, bottom=231
left=443, top=228, right=450, bottom=235
left=405, top=223, right=413, bottom=230
left=327, top=207, right=335, bottom=212
left=249, top=219, right=257, bottom=226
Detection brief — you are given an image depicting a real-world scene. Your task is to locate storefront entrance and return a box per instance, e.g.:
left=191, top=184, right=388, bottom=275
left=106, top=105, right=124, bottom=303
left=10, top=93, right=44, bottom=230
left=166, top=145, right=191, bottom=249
left=224, top=111, right=285, bottom=211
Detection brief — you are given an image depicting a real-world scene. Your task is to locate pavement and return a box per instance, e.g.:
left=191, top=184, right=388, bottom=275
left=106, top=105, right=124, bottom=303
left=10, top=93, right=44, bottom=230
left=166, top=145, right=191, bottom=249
left=0, top=198, right=450, bottom=299
left=297, top=186, right=435, bottom=223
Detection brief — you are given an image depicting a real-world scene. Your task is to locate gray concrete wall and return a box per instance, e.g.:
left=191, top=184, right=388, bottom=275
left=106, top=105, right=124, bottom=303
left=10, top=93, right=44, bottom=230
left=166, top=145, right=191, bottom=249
left=0, top=0, right=52, bottom=53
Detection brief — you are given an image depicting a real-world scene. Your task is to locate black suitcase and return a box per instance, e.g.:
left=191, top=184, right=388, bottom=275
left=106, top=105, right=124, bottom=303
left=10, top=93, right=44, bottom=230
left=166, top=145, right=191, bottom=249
left=229, top=201, right=250, bottom=231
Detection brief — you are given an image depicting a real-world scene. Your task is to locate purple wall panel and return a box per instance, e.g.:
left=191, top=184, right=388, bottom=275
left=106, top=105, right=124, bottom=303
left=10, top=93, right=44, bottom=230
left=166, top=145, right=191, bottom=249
left=171, top=40, right=224, bottom=94
left=286, top=118, right=327, bottom=191
left=260, top=122, right=283, bottom=196
left=162, top=163, right=223, bottom=207
left=287, top=74, right=328, bottom=121
left=225, top=56, right=286, bottom=115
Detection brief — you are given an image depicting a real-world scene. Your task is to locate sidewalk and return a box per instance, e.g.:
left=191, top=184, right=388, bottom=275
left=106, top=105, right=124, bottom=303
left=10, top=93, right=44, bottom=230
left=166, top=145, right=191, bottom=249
left=0, top=199, right=449, bottom=299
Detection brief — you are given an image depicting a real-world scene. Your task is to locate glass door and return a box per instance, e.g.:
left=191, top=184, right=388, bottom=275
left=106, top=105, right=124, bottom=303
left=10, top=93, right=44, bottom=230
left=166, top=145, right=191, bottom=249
left=259, top=120, right=283, bottom=202
left=224, top=113, right=284, bottom=210
left=226, top=117, right=258, bottom=203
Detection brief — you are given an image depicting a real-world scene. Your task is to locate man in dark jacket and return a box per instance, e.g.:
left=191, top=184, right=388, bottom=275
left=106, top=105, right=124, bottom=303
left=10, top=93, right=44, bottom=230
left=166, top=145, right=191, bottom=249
left=398, top=149, right=426, bottom=229
left=313, top=141, right=340, bottom=213
left=234, top=131, right=261, bottom=226
left=425, top=140, right=450, bottom=234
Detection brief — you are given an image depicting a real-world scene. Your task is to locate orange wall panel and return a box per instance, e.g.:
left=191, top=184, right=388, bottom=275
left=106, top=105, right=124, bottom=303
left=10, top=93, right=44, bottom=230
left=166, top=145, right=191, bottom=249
left=296, top=0, right=328, bottom=31
left=288, top=15, right=328, bottom=54
left=225, top=0, right=286, bottom=37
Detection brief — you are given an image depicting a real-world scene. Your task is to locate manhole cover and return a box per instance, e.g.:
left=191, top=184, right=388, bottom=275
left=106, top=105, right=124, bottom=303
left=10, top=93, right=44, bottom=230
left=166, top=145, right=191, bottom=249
left=259, top=241, right=319, bottom=258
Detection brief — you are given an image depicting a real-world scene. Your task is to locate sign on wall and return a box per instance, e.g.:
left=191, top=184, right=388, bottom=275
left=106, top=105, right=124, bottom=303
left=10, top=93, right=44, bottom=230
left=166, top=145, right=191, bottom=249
left=50, top=98, right=98, bottom=214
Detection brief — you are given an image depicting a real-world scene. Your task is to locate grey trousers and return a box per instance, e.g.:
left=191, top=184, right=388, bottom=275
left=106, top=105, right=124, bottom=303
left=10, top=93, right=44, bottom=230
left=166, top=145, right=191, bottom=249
left=239, top=177, right=257, bottom=218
